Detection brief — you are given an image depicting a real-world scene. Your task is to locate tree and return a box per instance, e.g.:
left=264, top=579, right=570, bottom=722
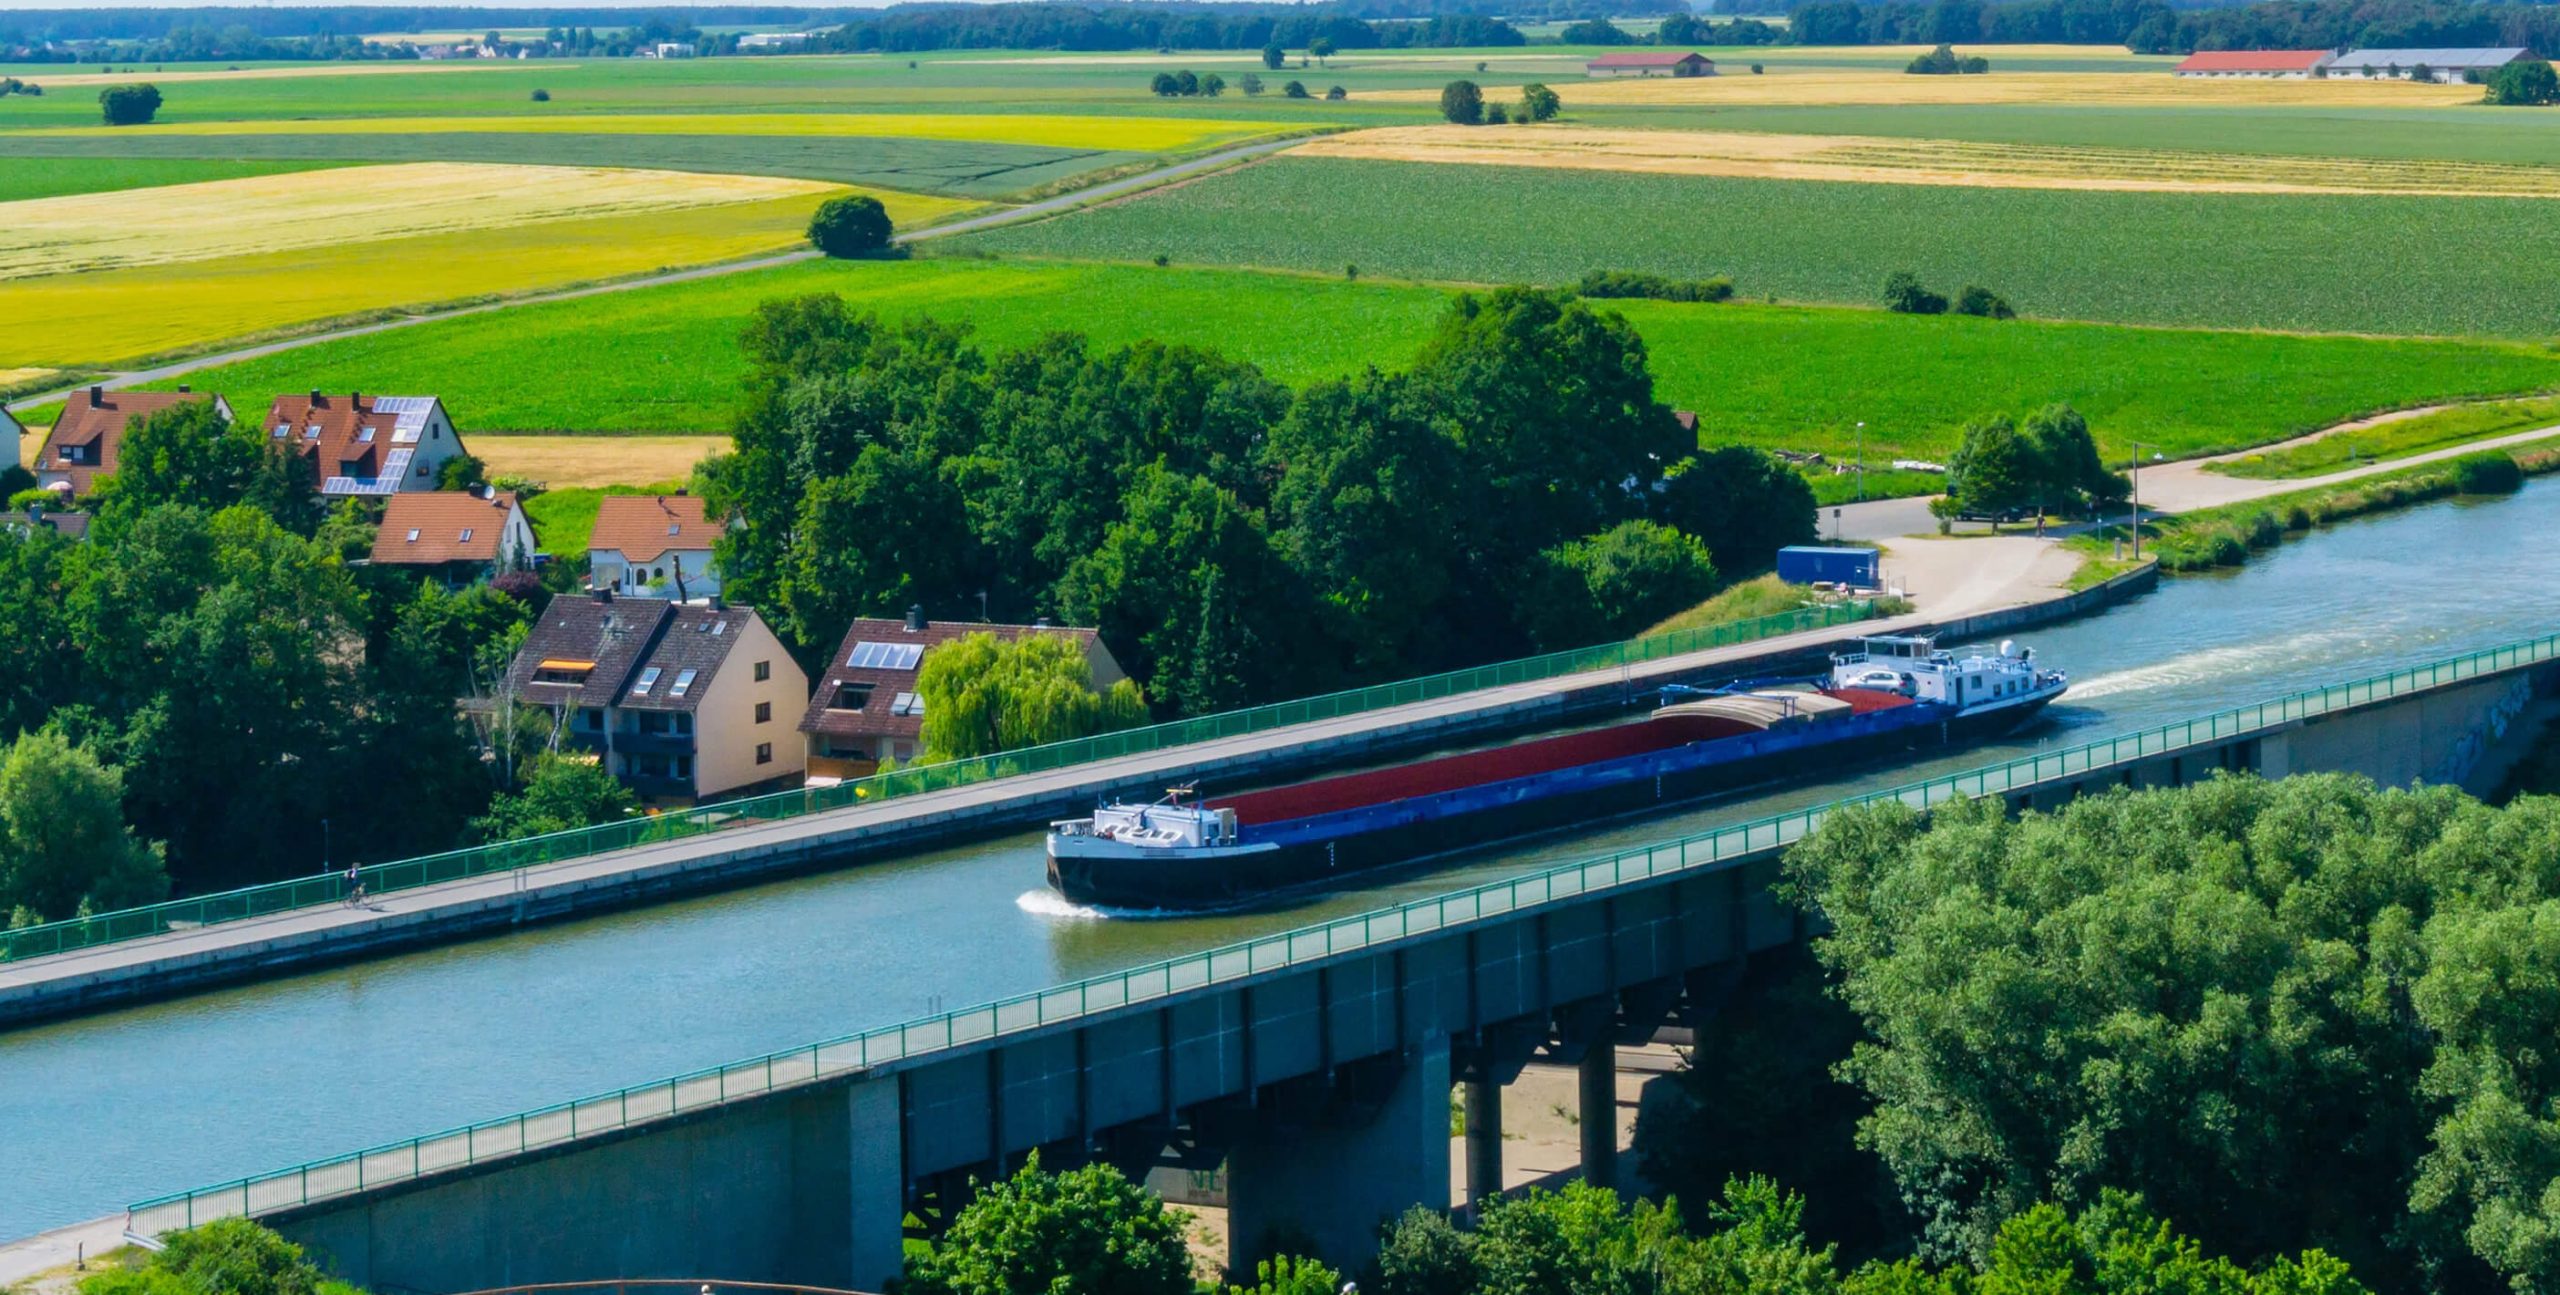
left=469, top=752, right=634, bottom=843
left=98, top=82, right=160, bottom=124
left=915, top=631, right=1147, bottom=763
left=1944, top=416, right=2035, bottom=519
left=1651, top=447, right=1818, bottom=578
left=1240, top=72, right=1263, bottom=96
left=1225, top=1254, right=1341, bottom=1295
left=1953, top=285, right=2014, bottom=319
left=91, top=400, right=267, bottom=519
left=1375, top=1205, right=1478, bottom=1295
left=1309, top=35, right=1336, bottom=63
left=1881, top=271, right=1948, bottom=314
left=1284, top=79, right=1310, bottom=98
left=1261, top=43, right=1285, bottom=69
left=1783, top=775, right=2481, bottom=1280
left=899, top=1153, right=1194, bottom=1295
left=2411, top=900, right=2560, bottom=1290
left=1523, top=520, right=1720, bottom=649
left=436, top=452, right=488, bottom=491
left=2488, top=58, right=2559, bottom=105
left=0, top=728, right=167, bottom=925
left=1440, top=79, right=1484, bottom=124
left=1520, top=81, right=1561, bottom=121
left=530, top=87, right=550, bottom=100
left=1201, top=72, right=1225, bottom=97
left=806, top=194, right=894, bottom=259
left=1149, top=70, right=1179, bottom=96
left=2018, top=403, right=2124, bottom=521
left=1174, top=69, right=1199, bottom=95
left=772, top=444, right=976, bottom=651
left=1659, top=12, right=1710, bottom=43
left=77, top=1218, right=362, bottom=1295
left=1560, top=17, right=1632, bottom=43
left=1325, top=84, right=1347, bottom=100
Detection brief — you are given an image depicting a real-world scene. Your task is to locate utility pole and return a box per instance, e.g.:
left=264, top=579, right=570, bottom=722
left=2128, top=441, right=2160, bottom=560
left=1856, top=421, right=1867, bottom=502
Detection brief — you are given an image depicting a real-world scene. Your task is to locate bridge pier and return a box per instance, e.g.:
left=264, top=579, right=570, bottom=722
left=1227, top=1032, right=1451, bottom=1277
left=1463, top=1077, right=1503, bottom=1216
left=1579, top=1041, right=1616, bottom=1193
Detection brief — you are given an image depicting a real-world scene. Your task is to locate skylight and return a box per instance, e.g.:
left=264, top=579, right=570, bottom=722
left=846, top=641, right=925, bottom=670
left=668, top=522, right=681, bottom=536
left=632, top=666, right=661, bottom=697
left=891, top=692, right=925, bottom=716
left=458, top=528, right=474, bottom=542
left=670, top=668, right=698, bottom=698
left=405, top=528, right=420, bottom=542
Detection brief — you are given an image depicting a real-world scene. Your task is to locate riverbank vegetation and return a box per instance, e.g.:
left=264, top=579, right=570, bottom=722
left=2208, top=394, right=2560, bottom=480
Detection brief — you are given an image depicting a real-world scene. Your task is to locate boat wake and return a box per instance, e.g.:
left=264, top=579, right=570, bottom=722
left=1013, top=889, right=1204, bottom=921
left=2063, top=629, right=2365, bottom=702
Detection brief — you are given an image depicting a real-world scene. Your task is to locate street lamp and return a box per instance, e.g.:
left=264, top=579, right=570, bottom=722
left=1855, top=421, right=1867, bottom=502
left=2127, top=441, right=2164, bottom=559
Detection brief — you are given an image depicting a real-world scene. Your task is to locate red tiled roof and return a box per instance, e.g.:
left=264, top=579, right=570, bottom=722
left=1588, top=50, right=1709, bottom=67
left=38, top=388, right=221, bottom=496
left=263, top=393, right=424, bottom=489
left=2173, top=49, right=2332, bottom=72
left=370, top=491, right=521, bottom=566
left=589, top=494, right=716, bottom=564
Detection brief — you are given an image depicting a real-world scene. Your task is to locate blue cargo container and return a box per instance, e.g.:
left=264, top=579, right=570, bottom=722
left=1776, top=545, right=1878, bottom=587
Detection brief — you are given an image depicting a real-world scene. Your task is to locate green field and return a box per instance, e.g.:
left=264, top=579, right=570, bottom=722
left=0, top=155, right=349, bottom=202
left=954, top=156, right=2560, bottom=337
left=132, top=257, right=2560, bottom=464
left=2208, top=394, right=2560, bottom=478
left=522, top=481, right=687, bottom=553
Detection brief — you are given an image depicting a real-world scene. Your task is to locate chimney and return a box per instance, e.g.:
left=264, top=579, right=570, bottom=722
left=593, top=585, right=614, bottom=604
left=1033, top=616, right=1052, bottom=629
left=308, top=388, right=321, bottom=404
left=87, top=385, right=103, bottom=404
left=177, top=383, right=190, bottom=393
left=351, top=390, right=362, bottom=408
left=904, top=605, right=925, bottom=633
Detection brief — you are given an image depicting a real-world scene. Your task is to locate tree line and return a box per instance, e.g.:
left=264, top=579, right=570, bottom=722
left=696, top=287, right=1815, bottom=720
left=1780, top=0, right=2560, bottom=54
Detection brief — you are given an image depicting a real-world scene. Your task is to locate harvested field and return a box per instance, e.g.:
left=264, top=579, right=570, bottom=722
left=12, top=62, right=551, bottom=88
left=1377, top=68, right=2479, bottom=108
left=0, top=162, right=841, bottom=280
left=1295, top=125, right=2560, bottom=196
left=477, top=435, right=729, bottom=488
left=0, top=368, right=57, bottom=387
left=4, top=112, right=1309, bottom=153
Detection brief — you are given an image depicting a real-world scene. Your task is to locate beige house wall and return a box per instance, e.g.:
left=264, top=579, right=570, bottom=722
left=691, top=615, right=809, bottom=797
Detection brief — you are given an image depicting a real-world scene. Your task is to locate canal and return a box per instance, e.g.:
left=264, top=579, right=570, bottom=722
left=7, top=480, right=2560, bottom=1239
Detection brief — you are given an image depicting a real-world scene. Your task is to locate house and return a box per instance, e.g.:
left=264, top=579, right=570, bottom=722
left=35, top=385, right=232, bottom=497
left=646, top=42, right=695, bottom=58
left=369, top=488, right=536, bottom=582
left=588, top=493, right=721, bottom=599
left=0, top=404, right=23, bottom=449
left=800, top=608, right=1128, bottom=777
left=1586, top=50, right=1714, bottom=78
left=3, top=503, right=88, bottom=542
left=504, top=592, right=808, bottom=803
left=262, top=392, right=470, bottom=498
left=2171, top=49, right=2336, bottom=77
left=2327, top=47, right=2527, bottom=81
left=738, top=32, right=812, bottom=50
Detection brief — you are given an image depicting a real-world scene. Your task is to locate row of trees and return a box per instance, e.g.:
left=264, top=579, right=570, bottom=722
left=697, top=288, right=1815, bottom=720
left=1881, top=272, right=2012, bottom=319
left=1438, top=79, right=1561, bottom=124
left=1789, top=0, right=2560, bottom=55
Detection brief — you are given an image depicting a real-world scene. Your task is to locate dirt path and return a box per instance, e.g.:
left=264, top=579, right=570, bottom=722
left=2136, top=413, right=2560, bottom=512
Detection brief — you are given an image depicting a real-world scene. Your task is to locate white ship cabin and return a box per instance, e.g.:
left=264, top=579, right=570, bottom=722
left=1053, top=792, right=1239, bottom=850
left=1830, top=635, right=2055, bottom=708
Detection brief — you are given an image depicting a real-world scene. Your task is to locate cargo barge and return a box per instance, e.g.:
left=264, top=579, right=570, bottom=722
left=1046, top=634, right=2066, bottom=910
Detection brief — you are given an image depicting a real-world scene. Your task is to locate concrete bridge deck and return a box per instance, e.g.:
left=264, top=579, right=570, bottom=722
left=0, top=569, right=2151, bottom=1030
left=122, top=627, right=2556, bottom=1292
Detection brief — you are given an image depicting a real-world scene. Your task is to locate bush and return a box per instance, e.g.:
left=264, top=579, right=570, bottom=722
left=1520, top=81, right=1561, bottom=121
left=806, top=194, right=894, bottom=258
left=97, top=82, right=161, bottom=125
left=2454, top=450, right=2524, bottom=493
left=1751, top=62, right=1765, bottom=73
left=2244, top=508, right=2282, bottom=547
left=899, top=1154, right=1192, bottom=1295
left=2487, top=58, right=2558, bottom=104
left=1283, top=79, right=1309, bottom=98
left=1440, top=79, right=1483, bottom=124
left=1326, top=84, right=1347, bottom=100
left=1576, top=268, right=1734, bottom=303
left=2284, top=503, right=2313, bottom=530
left=1954, top=284, right=2015, bottom=319
left=1485, top=102, right=1509, bottom=124
left=529, top=87, right=550, bottom=101
left=1881, top=270, right=1948, bottom=314
left=1240, top=72, right=1263, bottom=96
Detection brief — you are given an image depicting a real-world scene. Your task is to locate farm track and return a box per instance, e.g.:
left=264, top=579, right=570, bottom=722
left=1, top=135, right=1305, bottom=419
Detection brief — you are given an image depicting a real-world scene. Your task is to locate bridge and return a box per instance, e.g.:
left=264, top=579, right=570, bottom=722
left=121, top=629, right=2557, bottom=1293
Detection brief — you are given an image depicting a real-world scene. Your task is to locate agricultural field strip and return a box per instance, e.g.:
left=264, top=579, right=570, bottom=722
left=0, top=112, right=1313, bottom=153
left=1, top=61, right=559, bottom=88
left=1377, top=69, right=2482, bottom=108
left=0, top=162, right=844, bottom=280
left=1296, top=125, right=2560, bottom=197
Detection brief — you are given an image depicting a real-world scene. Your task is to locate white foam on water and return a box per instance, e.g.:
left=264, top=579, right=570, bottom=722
left=2062, top=627, right=2368, bottom=702
left=1015, top=888, right=1111, bottom=920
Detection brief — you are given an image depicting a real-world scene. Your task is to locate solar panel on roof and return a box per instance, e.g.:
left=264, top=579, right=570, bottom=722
left=846, top=641, right=925, bottom=670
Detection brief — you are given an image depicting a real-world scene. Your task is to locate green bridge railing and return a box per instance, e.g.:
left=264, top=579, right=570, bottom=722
left=124, top=626, right=2560, bottom=1236
left=1, top=599, right=1881, bottom=965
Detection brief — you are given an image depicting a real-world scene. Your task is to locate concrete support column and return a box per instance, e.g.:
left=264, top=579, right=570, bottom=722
left=1464, top=1078, right=1503, bottom=1215
left=1578, top=1041, right=1616, bottom=1192
left=1228, top=1031, right=1451, bottom=1277
left=845, top=1075, right=907, bottom=1295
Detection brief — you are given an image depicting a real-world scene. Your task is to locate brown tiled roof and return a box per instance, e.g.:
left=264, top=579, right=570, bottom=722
left=588, top=494, right=717, bottom=564
left=262, top=392, right=426, bottom=488
left=38, top=387, right=222, bottom=496
left=1588, top=50, right=1708, bottom=67
left=370, top=491, right=520, bottom=566
left=2173, top=49, right=2331, bottom=72
left=799, top=617, right=1103, bottom=742
left=506, top=594, right=766, bottom=715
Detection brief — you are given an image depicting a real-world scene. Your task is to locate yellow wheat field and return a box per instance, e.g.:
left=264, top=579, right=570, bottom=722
left=0, top=368, right=56, bottom=388
left=1295, top=125, right=2560, bottom=197
left=1368, top=68, right=2481, bottom=108
left=0, top=112, right=1307, bottom=154
left=477, top=435, right=730, bottom=487
left=0, top=162, right=842, bottom=280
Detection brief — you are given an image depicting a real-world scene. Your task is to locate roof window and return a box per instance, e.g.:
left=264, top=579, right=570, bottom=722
left=458, top=528, right=474, bottom=542
left=891, top=692, right=925, bottom=716
left=632, top=666, right=662, bottom=697
left=405, top=528, right=420, bottom=542
left=358, top=427, right=375, bottom=444
left=846, top=641, right=925, bottom=670
left=668, top=522, right=681, bottom=536
left=670, top=668, right=698, bottom=698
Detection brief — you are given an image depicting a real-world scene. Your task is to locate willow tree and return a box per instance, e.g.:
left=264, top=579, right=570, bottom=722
left=917, top=632, right=1146, bottom=763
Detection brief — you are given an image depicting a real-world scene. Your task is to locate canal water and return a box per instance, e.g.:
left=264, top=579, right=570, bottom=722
left=8, top=480, right=2560, bottom=1239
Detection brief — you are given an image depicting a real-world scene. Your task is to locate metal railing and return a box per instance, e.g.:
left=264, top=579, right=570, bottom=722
left=124, top=626, right=2560, bottom=1237
left=3, top=600, right=1880, bottom=965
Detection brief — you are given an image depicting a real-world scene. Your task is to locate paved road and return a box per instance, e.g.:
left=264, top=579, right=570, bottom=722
left=2, top=136, right=1305, bottom=418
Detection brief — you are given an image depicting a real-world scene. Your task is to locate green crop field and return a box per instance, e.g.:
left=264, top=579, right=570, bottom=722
left=955, top=156, right=2560, bottom=337
left=0, top=156, right=350, bottom=202
left=134, top=258, right=2560, bottom=469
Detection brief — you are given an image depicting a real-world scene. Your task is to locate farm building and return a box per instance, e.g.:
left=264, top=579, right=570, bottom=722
left=505, top=593, right=809, bottom=804
left=588, top=493, right=722, bottom=600
left=1587, top=51, right=1714, bottom=78
left=2327, top=47, right=2526, bottom=80
left=2171, top=49, right=2335, bottom=77
left=263, top=392, right=471, bottom=498
left=800, top=609, right=1127, bottom=777
left=369, top=488, right=536, bottom=584
left=36, top=385, right=232, bottom=498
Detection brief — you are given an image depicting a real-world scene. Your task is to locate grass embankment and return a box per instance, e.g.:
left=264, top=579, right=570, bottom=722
left=1640, top=573, right=1911, bottom=638
left=1806, top=467, right=1943, bottom=506
left=2206, top=394, right=2560, bottom=479
left=955, top=156, right=2560, bottom=337
left=138, top=258, right=2560, bottom=470
left=2074, top=437, right=2560, bottom=574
